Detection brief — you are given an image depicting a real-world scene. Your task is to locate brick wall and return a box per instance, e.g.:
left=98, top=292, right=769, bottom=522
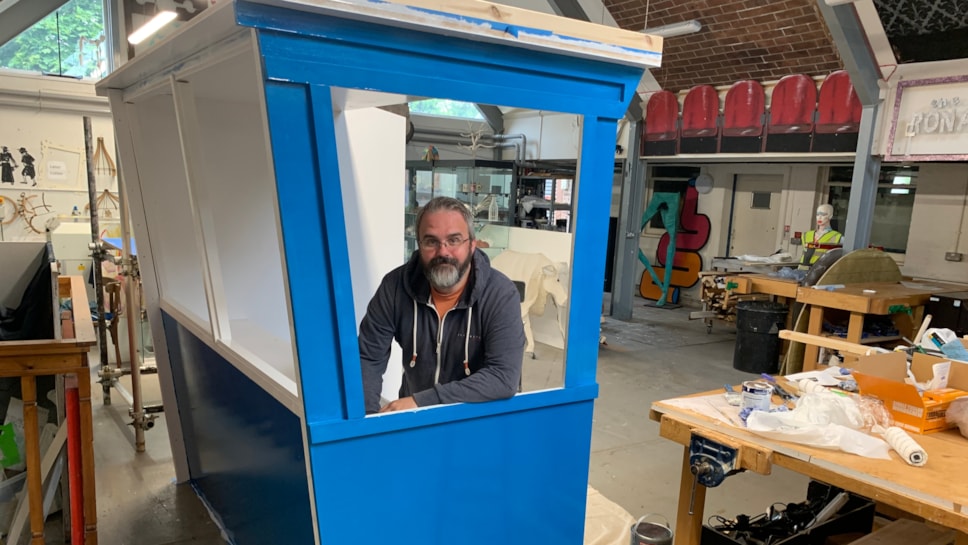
left=604, top=0, right=845, bottom=93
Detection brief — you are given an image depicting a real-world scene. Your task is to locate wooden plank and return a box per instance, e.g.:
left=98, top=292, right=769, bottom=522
left=78, top=371, right=98, bottom=544
left=748, top=275, right=800, bottom=299
left=274, top=0, right=663, bottom=67
left=779, top=329, right=878, bottom=356
left=22, top=376, right=44, bottom=545
left=0, top=355, right=89, bottom=374
left=68, top=276, right=96, bottom=345
left=0, top=342, right=95, bottom=356
left=804, top=305, right=825, bottom=371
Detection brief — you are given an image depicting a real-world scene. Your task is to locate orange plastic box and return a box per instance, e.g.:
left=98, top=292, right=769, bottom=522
left=852, top=351, right=968, bottom=434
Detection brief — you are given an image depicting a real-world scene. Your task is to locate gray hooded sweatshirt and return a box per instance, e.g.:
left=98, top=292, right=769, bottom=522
left=358, top=249, right=525, bottom=414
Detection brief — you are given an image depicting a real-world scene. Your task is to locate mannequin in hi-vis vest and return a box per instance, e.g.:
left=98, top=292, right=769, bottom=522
left=798, top=203, right=842, bottom=270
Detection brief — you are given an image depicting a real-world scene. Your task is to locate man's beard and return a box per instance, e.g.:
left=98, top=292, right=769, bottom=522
left=423, top=253, right=472, bottom=291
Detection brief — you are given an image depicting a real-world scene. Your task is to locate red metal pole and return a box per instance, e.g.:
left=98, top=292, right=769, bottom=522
left=66, top=375, right=84, bottom=545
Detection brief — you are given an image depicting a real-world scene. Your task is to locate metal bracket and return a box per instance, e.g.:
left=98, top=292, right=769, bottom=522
left=688, top=433, right=742, bottom=514
left=689, top=434, right=740, bottom=487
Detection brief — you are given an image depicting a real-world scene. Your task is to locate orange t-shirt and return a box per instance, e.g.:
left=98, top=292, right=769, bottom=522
left=431, top=286, right=465, bottom=322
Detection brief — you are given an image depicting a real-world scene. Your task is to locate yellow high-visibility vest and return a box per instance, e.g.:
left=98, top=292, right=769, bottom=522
left=799, top=229, right=842, bottom=269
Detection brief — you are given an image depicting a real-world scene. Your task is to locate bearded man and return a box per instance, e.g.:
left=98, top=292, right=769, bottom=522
left=358, top=197, right=525, bottom=414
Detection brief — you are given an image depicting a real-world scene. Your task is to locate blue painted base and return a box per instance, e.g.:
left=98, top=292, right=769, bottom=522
left=163, top=312, right=314, bottom=545
left=311, top=401, right=595, bottom=544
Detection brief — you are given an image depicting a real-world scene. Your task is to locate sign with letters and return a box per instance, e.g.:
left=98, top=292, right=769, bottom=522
left=886, top=75, right=968, bottom=161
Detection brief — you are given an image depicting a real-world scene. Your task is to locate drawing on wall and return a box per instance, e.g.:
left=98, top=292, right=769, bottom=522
left=0, top=196, right=14, bottom=241
left=14, top=192, right=54, bottom=234
left=40, top=140, right=85, bottom=188
left=19, top=148, right=36, bottom=186
left=0, top=146, right=16, bottom=184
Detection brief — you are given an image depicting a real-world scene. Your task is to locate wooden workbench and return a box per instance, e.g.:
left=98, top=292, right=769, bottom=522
left=0, top=276, right=98, bottom=544
left=650, top=391, right=968, bottom=545
left=727, top=273, right=800, bottom=300
left=797, top=281, right=967, bottom=371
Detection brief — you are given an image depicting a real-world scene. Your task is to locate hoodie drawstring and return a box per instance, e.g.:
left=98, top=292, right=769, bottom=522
left=463, top=306, right=472, bottom=376
left=410, top=300, right=417, bottom=368
left=409, top=301, right=474, bottom=378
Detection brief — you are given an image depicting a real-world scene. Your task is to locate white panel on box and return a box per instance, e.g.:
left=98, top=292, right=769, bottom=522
left=333, top=100, right=406, bottom=403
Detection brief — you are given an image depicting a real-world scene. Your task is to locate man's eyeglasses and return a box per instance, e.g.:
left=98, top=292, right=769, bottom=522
left=419, top=236, right=470, bottom=251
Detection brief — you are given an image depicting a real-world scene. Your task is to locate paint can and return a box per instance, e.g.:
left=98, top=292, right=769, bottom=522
left=630, top=514, right=673, bottom=545
left=741, top=380, right=774, bottom=411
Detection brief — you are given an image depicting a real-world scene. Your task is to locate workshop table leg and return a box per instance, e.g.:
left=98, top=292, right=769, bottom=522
left=78, top=368, right=98, bottom=544
left=847, top=312, right=864, bottom=344
left=803, top=306, right=824, bottom=371
left=22, top=376, right=45, bottom=545
left=675, top=448, right=705, bottom=545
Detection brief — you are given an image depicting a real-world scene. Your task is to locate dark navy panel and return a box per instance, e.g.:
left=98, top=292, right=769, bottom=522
left=310, top=400, right=595, bottom=545
left=163, top=312, right=314, bottom=545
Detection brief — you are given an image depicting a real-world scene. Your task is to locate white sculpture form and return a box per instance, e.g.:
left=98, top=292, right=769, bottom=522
left=490, top=250, right=567, bottom=357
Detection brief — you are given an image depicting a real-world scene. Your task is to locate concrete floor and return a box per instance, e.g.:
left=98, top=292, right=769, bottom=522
left=38, top=301, right=811, bottom=544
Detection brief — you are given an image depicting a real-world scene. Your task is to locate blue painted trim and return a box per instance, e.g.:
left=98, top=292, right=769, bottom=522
left=250, top=0, right=631, bottom=433
left=307, top=399, right=596, bottom=545
left=238, top=0, right=660, bottom=61
left=239, top=1, right=642, bottom=119
left=263, top=81, right=350, bottom=421
left=566, top=117, right=619, bottom=388
left=307, top=85, right=367, bottom=419
left=307, top=384, right=598, bottom=443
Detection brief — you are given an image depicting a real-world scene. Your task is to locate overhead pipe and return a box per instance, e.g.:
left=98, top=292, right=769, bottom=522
left=411, top=128, right=527, bottom=162
left=490, top=133, right=527, bottom=162
left=410, top=133, right=521, bottom=162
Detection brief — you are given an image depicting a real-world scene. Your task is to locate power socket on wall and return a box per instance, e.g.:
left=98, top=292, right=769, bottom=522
left=945, top=252, right=963, bottom=262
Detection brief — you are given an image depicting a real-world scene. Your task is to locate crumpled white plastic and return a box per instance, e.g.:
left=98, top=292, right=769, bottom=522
left=744, top=392, right=891, bottom=459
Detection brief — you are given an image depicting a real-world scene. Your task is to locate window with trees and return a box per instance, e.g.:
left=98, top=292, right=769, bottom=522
left=0, top=0, right=107, bottom=79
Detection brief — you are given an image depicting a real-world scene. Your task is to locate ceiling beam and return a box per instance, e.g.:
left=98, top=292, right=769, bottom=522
left=816, top=0, right=880, bottom=106
left=545, top=0, right=587, bottom=21
left=0, top=0, right=70, bottom=48
left=816, top=0, right=882, bottom=250
left=475, top=103, right=504, bottom=134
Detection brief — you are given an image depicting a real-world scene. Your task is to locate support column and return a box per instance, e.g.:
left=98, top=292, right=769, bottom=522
left=611, top=124, right=645, bottom=321
left=842, top=104, right=881, bottom=250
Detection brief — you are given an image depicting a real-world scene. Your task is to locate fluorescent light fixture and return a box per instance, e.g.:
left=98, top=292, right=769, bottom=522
left=642, top=19, right=702, bottom=38
left=128, top=11, right=177, bottom=45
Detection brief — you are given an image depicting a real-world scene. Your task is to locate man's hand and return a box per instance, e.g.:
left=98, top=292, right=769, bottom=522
left=379, top=396, right=417, bottom=413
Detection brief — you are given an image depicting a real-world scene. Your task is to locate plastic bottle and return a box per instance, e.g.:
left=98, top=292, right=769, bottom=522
left=488, top=195, right=499, bottom=222
left=71, top=206, right=80, bottom=222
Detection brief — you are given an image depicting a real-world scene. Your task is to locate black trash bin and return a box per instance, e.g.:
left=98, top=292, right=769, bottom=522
left=733, top=301, right=788, bottom=374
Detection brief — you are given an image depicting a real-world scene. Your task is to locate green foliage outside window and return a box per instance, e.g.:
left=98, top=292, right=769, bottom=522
left=409, top=99, right=483, bottom=120
left=0, top=0, right=106, bottom=79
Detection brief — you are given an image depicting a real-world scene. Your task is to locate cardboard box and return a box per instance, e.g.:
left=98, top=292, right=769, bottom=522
left=851, top=351, right=968, bottom=434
